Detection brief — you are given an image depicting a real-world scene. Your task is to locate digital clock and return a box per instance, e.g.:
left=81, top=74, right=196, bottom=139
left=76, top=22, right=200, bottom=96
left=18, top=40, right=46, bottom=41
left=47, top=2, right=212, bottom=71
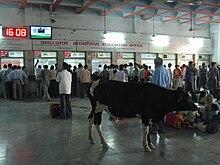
left=2, top=27, right=28, bottom=38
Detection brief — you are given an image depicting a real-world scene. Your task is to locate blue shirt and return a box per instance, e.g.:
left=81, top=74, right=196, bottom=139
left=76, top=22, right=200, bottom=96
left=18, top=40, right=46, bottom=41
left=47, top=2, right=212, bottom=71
left=152, top=65, right=170, bottom=88
left=7, top=69, right=22, bottom=81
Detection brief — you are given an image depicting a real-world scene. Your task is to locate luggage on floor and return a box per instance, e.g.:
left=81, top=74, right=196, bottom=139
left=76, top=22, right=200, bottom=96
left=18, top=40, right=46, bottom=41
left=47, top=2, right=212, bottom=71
left=49, top=104, right=60, bottom=118
left=165, top=113, right=186, bottom=129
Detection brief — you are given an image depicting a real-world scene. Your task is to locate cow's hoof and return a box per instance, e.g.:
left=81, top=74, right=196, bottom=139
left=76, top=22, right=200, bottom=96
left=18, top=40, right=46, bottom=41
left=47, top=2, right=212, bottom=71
left=89, top=140, right=96, bottom=144
left=144, top=146, right=152, bottom=152
left=114, top=119, right=119, bottom=123
left=103, top=144, right=109, bottom=150
left=149, top=143, right=155, bottom=149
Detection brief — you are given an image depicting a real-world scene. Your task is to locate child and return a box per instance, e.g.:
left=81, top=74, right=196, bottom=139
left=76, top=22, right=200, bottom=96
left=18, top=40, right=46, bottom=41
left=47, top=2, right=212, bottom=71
left=198, top=90, right=208, bottom=105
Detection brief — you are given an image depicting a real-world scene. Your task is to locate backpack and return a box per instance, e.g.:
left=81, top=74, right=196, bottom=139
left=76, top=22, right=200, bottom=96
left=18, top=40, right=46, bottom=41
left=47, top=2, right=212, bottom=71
left=205, top=113, right=220, bottom=133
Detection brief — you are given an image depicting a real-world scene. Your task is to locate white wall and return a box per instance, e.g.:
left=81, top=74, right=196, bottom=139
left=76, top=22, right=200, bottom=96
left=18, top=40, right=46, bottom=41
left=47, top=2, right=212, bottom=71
left=0, top=7, right=212, bottom=54
left=211, top=24, right=220, bottom=64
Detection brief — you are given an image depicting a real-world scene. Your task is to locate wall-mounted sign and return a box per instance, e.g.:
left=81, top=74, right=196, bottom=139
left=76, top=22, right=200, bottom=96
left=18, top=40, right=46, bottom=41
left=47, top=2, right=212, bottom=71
left=98, top=52, right=111, bottom=58
left=8, top=51, right=24, bottom=57
left=65, top=51, right=85, bottom=58
left=1, top=50, right=9, bottom=57
left=141, top=53, right=157, bottom=59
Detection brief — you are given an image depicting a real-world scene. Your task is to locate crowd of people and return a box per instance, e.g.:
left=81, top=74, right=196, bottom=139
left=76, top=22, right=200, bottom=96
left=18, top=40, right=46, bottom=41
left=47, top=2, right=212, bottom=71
left=0, top=58, right=220, bottom=128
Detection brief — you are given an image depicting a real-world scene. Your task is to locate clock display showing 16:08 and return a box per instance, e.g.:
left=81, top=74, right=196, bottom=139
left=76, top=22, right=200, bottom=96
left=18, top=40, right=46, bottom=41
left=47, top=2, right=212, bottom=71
left=2, top=27, right=28, bottom=38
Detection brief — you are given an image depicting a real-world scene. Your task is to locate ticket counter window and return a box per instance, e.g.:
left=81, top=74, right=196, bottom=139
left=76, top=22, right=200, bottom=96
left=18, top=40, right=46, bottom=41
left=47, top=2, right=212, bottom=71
left=1, top=51, right=24, bottom=68
left=91, top=52, right=111, bottom=73
left=34, top=51, right=57, bottom=69
left=198, top=55, right=210, bottom=67
left=141, top=53, right=157, bottom=68
left=179, top=54, right=193, bottom=67
left=117, top=52, right=134, bottom=65
left=159, top=54, right=176, bottom=70
left=64, top=51, right=85, bottom=68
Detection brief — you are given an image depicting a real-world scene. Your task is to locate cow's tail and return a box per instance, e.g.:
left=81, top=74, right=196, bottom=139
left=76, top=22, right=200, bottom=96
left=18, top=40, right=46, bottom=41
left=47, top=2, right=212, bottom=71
left=87, top=80, right=100, bottom=119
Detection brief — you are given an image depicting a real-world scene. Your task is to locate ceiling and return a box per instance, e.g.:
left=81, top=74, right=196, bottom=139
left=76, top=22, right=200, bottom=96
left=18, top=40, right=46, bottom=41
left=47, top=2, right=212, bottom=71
left=0, top=0, right=220, bottom=26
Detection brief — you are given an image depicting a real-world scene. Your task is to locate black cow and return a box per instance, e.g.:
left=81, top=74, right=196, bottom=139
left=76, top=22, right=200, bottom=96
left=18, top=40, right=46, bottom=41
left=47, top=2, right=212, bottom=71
left=87, top=80, right=197, bottom=152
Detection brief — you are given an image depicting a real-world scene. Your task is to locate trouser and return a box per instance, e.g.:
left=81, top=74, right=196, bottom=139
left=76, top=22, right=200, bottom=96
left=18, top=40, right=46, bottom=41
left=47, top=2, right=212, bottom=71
left=199, top=77, right=207, bottom=90
left=37, top=80, right=42, bottom=97
left=1, top=80, right=6, bottom=99
left=23, top=84, right=29, bottom=98
left=77, top=80, right=83, bottom=97
left=60, top=94, right=72, bottom=118
left=49, top=80, right=58, bottom=98
left=12, top=79, right=22, bottom=100
left=208, top=79, right=217, bottom=96
left=173, top=78, right=181, bottom=90
left=6, top=81, right=13, bottom=99
left=42, top=80, right=51, bottom=101
left=81, top=82, right=89, bottom=98
left=71, top=80, right=77, bottom=96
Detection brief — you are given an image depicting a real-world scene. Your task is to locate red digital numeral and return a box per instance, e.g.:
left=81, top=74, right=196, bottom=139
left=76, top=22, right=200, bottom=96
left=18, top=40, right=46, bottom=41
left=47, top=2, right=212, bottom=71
left=6, top=28, right=14, bottom=36
left=4, top=27, right=27, bottom=38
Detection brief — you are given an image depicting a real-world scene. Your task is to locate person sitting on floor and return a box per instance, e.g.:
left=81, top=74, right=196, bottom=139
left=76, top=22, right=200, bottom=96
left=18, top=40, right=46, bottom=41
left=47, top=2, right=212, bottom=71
left=198, top=90, right=208, bottom=105
left=208, top=103, right=219, bottom=123
left=202, top=94, right=214, bottom=124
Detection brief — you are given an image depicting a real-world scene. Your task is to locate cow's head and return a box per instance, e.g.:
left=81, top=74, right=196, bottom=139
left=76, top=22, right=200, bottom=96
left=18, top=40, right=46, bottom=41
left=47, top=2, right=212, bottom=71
left=174, top=88, right=197, bottom=112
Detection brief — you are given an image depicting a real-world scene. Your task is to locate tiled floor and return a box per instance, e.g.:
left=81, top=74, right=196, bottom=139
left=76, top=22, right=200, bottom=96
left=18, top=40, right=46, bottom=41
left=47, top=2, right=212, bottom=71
left=0, top=97, right=219, bottom=165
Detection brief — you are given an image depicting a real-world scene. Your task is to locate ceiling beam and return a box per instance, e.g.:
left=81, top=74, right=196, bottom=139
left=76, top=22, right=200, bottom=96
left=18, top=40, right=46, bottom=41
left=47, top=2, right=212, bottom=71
left=162, top=6, right=213, bottom=23
left=123, top=0, right=167, bottom=18
left=163, top=13, right=189, bottom=23
left=18, top=0, right=27, bottom=9
left=102, top=0, right=135, bottom=16
left=160, top=15, right=220, bottom=24
left=76, top=0, right=98, bottom=14
left=51, top=0, right=63, bottom=12
left=143, top=3, right=189, bottom=21
left=180, top=12, right=220, bottom=24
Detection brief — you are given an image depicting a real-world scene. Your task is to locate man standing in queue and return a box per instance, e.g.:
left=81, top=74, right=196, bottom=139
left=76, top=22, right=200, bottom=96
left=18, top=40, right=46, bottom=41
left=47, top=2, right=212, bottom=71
left=151, top=57, right=170, bottom=134
left=185, top=61, right=198, bottom=102
left=56, top=62, right=72, bottom=118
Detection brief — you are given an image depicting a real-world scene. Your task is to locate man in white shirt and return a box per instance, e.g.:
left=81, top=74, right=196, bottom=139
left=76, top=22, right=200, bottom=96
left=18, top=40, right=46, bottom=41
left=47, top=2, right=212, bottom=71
left=56, top=62, right=72, bottom=118
left=115, top=64, right=126, bottom=82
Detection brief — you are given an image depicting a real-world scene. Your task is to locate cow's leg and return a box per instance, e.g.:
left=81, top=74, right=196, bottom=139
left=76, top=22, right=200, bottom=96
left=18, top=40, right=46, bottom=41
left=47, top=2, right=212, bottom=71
left=104, top=107, right=119, bottom=123
left=88, top=96, right=96, bottom=144
left=88, top=118, right=96, bottom=144
left=147, top=128, right=155, bottom=150
left=95, top=124, right=109, bottom=150
left=142, top=124, right=152, bottom=152
left=94, top=103, right=109, bottom=150
left=141, top=117, right=155, bottom=152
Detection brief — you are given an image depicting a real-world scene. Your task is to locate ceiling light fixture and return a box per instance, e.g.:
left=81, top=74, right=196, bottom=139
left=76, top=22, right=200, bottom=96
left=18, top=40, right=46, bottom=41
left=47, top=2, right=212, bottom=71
left=189, top=0, right=202, bottom=6
left=152, top=35, right=170, bottom=47
left=104, top=32, right=125, bottom=44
